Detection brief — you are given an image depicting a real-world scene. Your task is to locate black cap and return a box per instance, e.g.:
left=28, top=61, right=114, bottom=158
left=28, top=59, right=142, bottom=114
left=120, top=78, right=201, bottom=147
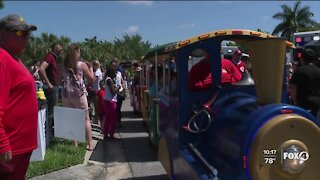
left=0, top=14, right=37, bottom=31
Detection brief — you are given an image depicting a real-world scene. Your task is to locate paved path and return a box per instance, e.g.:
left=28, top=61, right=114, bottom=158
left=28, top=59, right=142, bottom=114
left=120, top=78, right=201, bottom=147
left=30, top=98, right=168, bottom=180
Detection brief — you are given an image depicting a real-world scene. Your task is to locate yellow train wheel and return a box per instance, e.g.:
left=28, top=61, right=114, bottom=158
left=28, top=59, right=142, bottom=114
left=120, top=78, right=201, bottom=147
left=248, top=114, right=320, bottom=180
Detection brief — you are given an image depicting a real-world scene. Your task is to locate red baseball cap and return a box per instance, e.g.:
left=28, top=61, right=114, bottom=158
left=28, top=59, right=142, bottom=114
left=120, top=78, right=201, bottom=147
left=233, top=50, right=242, bottom=56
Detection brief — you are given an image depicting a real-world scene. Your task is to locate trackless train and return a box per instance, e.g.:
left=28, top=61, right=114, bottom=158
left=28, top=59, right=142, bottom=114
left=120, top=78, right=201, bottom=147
left=134, top=29, right=320, bottom=180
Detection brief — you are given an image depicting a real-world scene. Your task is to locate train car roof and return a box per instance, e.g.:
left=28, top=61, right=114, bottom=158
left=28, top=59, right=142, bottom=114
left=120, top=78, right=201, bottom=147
left=142, top=42, right=177, bottom=60
left=294, top=30, right=320, bottom=36
left=175, top=29, right=295, bottom=49
left=142, top=29, right=295, bottom=60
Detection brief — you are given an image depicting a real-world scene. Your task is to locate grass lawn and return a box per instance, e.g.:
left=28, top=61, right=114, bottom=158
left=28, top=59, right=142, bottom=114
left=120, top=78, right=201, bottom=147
left=26, top=138, right=87, bottom=179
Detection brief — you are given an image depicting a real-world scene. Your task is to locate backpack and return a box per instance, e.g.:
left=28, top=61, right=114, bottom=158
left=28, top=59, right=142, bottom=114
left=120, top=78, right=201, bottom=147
left=62, top=68, right=84, bottom=98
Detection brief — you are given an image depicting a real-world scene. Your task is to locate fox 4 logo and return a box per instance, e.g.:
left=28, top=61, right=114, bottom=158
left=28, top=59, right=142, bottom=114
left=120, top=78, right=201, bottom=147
left=283, top=151, right=309, bottom=161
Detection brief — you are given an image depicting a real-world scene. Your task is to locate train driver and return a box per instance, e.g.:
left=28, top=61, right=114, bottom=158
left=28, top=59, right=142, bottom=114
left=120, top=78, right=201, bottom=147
left=188, top=49, right=242, bottom=91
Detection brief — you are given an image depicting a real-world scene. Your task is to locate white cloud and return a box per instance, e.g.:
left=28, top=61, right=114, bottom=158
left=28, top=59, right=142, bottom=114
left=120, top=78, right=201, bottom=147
left=125, top=25, right=139, bottom=33
left=179, top=23, right=196, bottom=29
left=261, top=15, right=269, bottom=20
left=122, top=1, right=154, bottom=6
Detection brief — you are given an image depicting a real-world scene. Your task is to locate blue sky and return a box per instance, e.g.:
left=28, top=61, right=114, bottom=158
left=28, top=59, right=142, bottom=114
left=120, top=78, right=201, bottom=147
left=1, top=1, right=319, bottom=46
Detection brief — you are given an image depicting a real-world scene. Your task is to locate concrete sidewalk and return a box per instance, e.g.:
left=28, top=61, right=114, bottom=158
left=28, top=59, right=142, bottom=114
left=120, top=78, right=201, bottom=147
left=30, top=98, right=167, bottom=180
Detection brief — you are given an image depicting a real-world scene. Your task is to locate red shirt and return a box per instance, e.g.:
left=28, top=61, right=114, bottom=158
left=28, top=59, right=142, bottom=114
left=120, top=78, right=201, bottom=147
left=221, top=59, right=242, bottom=84
left=188, top=58, right=242, bottom=91
left=44, top=52, right=58, bottom=85
left=188, top=59, right=212, bottom=91
left=97, top=88, right=105, bottom=112
left=234, top=60, right=247, bottom=73
left=0, top=48, right=38, bottom=155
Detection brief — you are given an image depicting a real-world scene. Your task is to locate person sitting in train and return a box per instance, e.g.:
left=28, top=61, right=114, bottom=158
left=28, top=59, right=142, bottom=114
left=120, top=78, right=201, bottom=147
left=231, top=50, right=248, bottom=74
left=188, top=49, right=242, bottom=91
left=221, top=58, right=242, bottom=84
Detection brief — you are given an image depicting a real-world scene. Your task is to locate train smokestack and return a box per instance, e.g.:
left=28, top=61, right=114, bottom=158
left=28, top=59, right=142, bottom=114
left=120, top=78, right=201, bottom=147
left=246, top=38, right=287, bottom=104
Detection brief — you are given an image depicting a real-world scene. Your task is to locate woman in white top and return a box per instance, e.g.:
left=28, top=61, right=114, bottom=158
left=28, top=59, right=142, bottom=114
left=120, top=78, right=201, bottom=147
left=103, top=67, right=119, bottom=139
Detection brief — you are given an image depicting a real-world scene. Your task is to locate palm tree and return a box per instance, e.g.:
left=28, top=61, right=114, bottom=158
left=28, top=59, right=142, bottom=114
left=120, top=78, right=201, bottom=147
left=0, top=1, right=4, bottom=9
left=272, top=0, right=318, bottom=41
left=299, top=22, right=320, bottom=32
left=256, top=28, right=270, bottom=34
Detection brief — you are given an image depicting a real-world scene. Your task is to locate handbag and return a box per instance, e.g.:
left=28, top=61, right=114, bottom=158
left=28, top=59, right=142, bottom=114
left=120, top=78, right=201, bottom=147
left=117, top=89, right=126, bottom=100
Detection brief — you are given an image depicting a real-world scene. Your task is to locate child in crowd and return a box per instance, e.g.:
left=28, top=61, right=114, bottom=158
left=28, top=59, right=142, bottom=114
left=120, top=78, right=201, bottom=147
left=103, top=68, right=119, bottom=139
left=97, top=80, right=105, bottom=133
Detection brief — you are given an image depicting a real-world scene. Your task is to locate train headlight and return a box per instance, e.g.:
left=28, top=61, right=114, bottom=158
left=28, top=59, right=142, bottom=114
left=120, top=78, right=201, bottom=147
left=282, top=145, right=308, bottom=174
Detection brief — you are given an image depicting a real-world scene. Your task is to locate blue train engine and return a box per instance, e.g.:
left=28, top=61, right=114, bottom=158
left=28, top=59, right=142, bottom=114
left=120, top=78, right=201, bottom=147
left=157, top=29, right=320, bottom=180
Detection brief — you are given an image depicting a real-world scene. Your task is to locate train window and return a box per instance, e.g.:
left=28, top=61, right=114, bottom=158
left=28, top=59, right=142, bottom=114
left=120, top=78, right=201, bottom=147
left=187, top=45, right=254, bottom=91
left=169, top=57, right=177, bottom=96
left=158, top=60, right=171, bottom=105
left=159, top=63, right=164, bottom=88
left=221, top=42, right=254, bottom=86
left=148, top=63, right=162, bottom=100
left=304, top=36, right=312, bottom=43
left=163, top=56, right=178, bottom=96
left=164, top=61, right=170, bottom=95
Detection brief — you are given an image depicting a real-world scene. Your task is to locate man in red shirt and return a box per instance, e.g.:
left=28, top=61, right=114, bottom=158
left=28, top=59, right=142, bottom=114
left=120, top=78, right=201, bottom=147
left=188, top=54, right=212, bottom=91
left=0, top=14, right=38, bottom=180
left=221, top=58, right=242, bottom=84
left=231, top=50, right=247, bottom=74
left=39, top=42, right=63, bottom=141
left=188, top=51, right=242, bottom=91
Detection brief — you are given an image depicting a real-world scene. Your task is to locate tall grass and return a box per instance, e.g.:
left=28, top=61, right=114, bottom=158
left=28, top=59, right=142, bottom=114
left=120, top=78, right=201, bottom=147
left=26, top=138, right=86, bottom=179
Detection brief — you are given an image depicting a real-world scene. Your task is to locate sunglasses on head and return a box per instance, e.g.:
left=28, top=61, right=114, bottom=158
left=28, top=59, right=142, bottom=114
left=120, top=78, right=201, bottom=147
left=14, top=30, right=30, bottom=37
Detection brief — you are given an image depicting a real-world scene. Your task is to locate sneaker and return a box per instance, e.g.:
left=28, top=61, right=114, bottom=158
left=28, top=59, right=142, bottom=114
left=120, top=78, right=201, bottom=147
left=109, top=135, right=120, bottom=141
left=103, top=135, right=109, bottom=141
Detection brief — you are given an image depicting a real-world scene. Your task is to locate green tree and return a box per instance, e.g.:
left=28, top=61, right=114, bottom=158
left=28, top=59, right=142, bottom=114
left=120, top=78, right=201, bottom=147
left=79, top=36, right=113, bottom=65
left=112, top=33, right=151, bottom=61
left=225, top=41, right=237, bottom=46
left=256, top=28, right=270, bottom=34
left=20, top=33, right=70, bottom=66
left=19, top=32, right=151, bottom=68
left=272, top=0, right=318, bottom=40
left=298, top=22, right=320, bottom=32
left=0, top=0, right=4, bottom=9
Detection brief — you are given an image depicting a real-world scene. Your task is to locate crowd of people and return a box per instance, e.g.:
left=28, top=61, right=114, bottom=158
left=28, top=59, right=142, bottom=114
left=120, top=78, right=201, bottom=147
left=0, top=14, right=127, bottom=179
left=28, top=45, right=128, bottom=142
left=36, top=46, right=127, bottom=145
